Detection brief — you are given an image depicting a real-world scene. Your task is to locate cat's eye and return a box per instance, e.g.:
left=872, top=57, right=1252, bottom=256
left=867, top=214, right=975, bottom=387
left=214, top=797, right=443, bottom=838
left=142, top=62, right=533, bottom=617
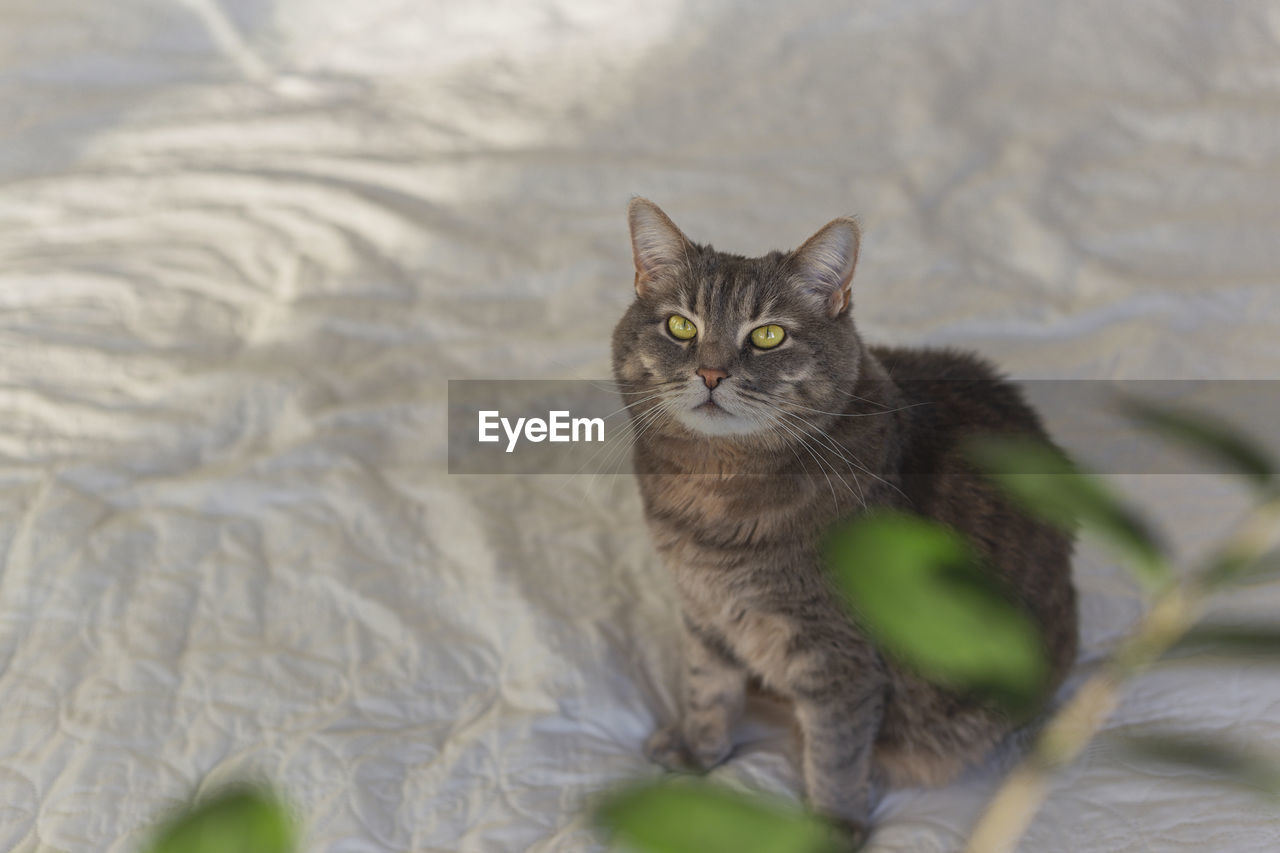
left=667, top=315, right=697, bottom=340
left=750, top=324, right=786, bottom=349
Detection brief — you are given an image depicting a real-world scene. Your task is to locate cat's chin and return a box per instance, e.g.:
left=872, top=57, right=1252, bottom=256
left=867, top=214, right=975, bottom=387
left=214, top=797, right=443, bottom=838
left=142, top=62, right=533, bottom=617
left=673, top=404, right=766, bottom=437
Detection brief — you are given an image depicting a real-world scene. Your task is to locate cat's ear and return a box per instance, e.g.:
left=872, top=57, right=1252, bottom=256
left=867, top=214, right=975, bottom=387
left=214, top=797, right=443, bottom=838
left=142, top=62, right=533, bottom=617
left=629, top=197, right=691, bottom=297
left=790, top=217, right=861, bottom=318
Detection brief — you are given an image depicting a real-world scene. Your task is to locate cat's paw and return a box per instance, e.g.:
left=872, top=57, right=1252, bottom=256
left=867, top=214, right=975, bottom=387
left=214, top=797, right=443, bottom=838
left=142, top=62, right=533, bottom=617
left=643, top=724, right=691, bottom=771
left=685, top=718, right=733, bottom=770
left=644, top=721, right=733, bottom=772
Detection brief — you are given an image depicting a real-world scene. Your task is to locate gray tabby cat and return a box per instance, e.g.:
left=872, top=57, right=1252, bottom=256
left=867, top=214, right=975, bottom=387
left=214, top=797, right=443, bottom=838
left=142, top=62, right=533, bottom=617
left=611, top=198, right=1077, bottom=842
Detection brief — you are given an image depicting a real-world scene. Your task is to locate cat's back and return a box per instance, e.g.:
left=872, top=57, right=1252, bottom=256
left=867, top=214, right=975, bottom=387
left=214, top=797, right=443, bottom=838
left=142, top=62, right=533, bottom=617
left=869, top=344, right=1054, bottom=461
left=869, top=344, right=1077, bottom=678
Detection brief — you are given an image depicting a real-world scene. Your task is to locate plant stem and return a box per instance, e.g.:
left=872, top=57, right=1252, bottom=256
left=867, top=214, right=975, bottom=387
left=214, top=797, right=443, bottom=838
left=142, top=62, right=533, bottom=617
left=963, top=494, right=1280, bottom=853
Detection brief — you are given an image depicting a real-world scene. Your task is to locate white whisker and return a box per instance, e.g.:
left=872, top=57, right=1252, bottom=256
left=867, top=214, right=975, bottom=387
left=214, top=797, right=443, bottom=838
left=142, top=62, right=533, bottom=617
left=748, top=386, right=933, bottom=419
left=764, top=404, right=870, bottom=511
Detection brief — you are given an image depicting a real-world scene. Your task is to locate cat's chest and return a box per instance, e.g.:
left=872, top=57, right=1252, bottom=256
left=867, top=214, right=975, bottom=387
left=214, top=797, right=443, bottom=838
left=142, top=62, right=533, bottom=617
left=668, top=551, right=834, bottom=688
left=638, top=476, right=846, bottom=683
left=637, top=468, right=845, bottom=571
left=640, top=484, right=826, bottom=632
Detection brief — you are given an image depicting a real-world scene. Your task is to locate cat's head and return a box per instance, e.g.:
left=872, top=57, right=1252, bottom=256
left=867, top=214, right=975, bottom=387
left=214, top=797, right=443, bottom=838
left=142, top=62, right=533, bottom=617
left=611, top=198, right=864, bottom=439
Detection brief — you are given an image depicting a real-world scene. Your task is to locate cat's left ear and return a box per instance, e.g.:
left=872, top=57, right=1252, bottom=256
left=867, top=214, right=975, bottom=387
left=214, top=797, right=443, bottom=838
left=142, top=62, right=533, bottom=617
left=789, top=217, right=861, bottom=318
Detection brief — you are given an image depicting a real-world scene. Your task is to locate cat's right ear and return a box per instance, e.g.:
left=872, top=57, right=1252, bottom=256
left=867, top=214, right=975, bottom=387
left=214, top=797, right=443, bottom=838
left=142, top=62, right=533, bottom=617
left=629, top=198, right=691, bottom=298
left=789, top=216, right=861, bottom=318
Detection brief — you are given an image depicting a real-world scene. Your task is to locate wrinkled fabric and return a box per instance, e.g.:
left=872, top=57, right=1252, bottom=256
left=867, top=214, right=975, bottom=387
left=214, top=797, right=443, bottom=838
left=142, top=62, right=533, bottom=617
left=1, top=1, right=1279, bottom=850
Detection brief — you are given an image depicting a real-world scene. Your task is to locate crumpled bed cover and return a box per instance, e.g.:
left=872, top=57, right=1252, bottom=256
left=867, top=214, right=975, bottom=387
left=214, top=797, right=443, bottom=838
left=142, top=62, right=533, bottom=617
left=2, top=1, right=1279, bottom=850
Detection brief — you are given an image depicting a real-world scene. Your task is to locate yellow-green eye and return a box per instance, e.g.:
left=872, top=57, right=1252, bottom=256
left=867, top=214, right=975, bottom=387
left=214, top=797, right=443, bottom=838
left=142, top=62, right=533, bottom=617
left=750, top=324, right=786, bottom=349
left=667, top=315, right=697, bottom=340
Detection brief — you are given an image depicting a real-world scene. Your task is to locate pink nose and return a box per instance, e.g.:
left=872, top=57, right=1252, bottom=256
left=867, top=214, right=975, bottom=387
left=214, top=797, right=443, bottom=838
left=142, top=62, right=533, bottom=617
left=696, top=367, right=729, bottom=389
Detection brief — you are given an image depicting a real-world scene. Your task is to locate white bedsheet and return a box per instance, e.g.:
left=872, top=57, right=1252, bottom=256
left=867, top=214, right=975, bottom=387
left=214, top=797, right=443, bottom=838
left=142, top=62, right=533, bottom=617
left=2, top=1, right=1279, bottom=850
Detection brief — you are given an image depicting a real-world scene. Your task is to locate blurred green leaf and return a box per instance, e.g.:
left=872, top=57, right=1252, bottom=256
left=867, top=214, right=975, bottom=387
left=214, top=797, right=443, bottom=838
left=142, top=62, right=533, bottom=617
left=1119, top=734, right=1280, bottom=797
left=823, top=512, right=1048, bottom=713
left=595, top=778, right=838, bottom=853
left=141, top=786, right=295, bottom=853
left=1118, top=396, right=1275, bottom=492
left=965, top=436, right=1167, bottom=587
left=1203, top=540, right=1280, bottom=588
left=1163, top=625, right=1280, bottom=661
left=1216, top=549, right=1280, bottom=587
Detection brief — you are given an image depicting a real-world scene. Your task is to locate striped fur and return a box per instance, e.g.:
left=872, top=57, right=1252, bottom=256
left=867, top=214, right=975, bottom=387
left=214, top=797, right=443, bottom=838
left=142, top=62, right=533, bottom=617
left=613, top=200, right=1078, bottom=838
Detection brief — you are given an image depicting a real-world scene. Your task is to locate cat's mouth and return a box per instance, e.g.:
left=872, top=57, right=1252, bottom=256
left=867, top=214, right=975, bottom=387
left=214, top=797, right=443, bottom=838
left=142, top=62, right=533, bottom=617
left=673, top=385, right=764, bottom=437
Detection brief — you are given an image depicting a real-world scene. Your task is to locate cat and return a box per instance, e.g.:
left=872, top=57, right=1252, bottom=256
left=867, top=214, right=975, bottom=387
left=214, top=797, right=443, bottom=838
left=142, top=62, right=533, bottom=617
left=611, top=198, right=1078, bottom=843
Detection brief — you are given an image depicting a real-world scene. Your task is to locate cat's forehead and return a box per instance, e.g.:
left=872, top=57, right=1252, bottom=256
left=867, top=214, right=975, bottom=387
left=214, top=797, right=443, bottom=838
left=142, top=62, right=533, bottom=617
left=670, top=249, right=793, bottom=323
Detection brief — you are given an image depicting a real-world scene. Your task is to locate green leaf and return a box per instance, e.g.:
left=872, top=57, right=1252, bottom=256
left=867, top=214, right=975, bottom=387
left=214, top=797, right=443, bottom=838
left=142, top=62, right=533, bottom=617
left=141, top=786, right=295, bottom=853
left=1118, top=734, right=1280, bottom=797
left=1221, top=549, right=1280, bottom=587
left=823, top=512, right=1048, bottom=713
left=1203, top=539, right=1280, bottom=588
left=1118, top=396, right=1275, bottom=492
left=595, top=778, right=837, bottom=853
left=965, top=436, right=1167, bottom=587
left=1163, top=625, right=1280, bottom=661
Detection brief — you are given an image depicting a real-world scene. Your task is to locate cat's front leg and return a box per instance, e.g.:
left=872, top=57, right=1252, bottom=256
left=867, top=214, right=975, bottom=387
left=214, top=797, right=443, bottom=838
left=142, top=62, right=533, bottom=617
left=768, top=635, right=890, bottom=840
left=789, top=660, right=887, bottom=844
left=646, top=621, right=747, bottom=772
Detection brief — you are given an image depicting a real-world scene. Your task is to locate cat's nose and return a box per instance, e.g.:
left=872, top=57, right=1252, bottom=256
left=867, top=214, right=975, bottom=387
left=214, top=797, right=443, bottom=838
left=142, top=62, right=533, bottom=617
left=695, top=367, right=729, bottom=389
